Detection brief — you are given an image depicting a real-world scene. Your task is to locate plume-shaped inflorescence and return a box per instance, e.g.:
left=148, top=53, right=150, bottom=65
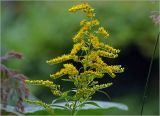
left=25, top=2, right=124, bottom=113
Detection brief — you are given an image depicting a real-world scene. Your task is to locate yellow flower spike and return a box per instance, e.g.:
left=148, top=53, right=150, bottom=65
left=47, top=54, right=72, bottom=65
left=103, top=66, right=116, bottom=78
left=93, top=83, right=113, bottom=90
left=69, top=3, right=95, bottom=18
left=50, top=64, right=78, bottom=79
left=25, top=80, right=56, bottom=89
left=69, top=3, right=90, bottom=12
left=80, top=19, right=87, bottom=26
left=51, top=89, right=61, bottom=96
left=70, top=40, right=84, bottom=55
left=73, top=26, right=89, bottom=43
left=110, top=65, right=125, bottom=73
left=88, top=51, right=106, bottom=66
left=80, top=19, right=99, bottom=27
left=91, top=19, right=100, bottom=26
left=24, top=99, right=53, bottom=113
left=97, top=27, right=110, bottom=38
left=50, top=68, right=66, bottom=79
left=100, top=43, right=120, bottom=54
left=63, top=63, right=78, bottom=75
left=97, top=50, right=118, bottom=58
left=90, top=34, right=100, bottom=49
left=80, top=70, right=104, bottom=78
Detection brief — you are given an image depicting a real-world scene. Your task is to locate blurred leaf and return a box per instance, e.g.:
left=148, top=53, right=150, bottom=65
left=79, top=101, right=101, bottom=108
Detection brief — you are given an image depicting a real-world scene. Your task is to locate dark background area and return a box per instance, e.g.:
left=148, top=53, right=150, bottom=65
left=1, top=1, right=159, bottom=115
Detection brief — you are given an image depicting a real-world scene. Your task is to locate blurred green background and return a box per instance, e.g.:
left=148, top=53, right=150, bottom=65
left=1, top=1, right=159, bottom=115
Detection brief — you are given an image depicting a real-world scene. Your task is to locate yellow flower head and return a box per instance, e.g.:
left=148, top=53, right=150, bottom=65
left=73, top=26, right=89, bottom=43
left=97, top=50, right=118, bottom=58
left=90, top=34, right=100, bottom=49
left=109, top=65, right=125, bottom=73
left=69, top=3, right=95, bottom=18
left=47, top=54, right=78, bottom=65
left=69, top=3, right=90, bottom=12
left=91, top=19, right=100, bottom=26
left=100, top=43, right=120, bottom=54
left=80, top=70, right=104, bottom=78
left=50, top=63, right=78, bottom=79
left=25, top=80, right=56, bottom=89
left=103, top=66, right=116, bottom=78
left=80, top=19, right=87, bottom=26
left=70, top=40, right=84, bottom=55
left=97, top=27, right=110, bottom=38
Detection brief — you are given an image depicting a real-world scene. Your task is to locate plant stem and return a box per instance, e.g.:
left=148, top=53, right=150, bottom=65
left=71, top=100, right=78, bottom=115
left=140, top=33, right=159, bottom=115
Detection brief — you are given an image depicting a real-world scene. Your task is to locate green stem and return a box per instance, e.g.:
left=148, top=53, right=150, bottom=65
left=71, top=100, right=78, bottom=115
left=140, top=33, right=159, bottom=115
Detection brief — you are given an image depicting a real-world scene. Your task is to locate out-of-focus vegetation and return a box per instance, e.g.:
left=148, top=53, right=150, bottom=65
left=0, top=51, right=29, bottom=113
left=1, top=1, right=159, bottom=115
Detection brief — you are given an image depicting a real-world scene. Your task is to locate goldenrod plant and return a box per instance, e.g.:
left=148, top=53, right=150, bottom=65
left=25, top=2, right=124, bottom=115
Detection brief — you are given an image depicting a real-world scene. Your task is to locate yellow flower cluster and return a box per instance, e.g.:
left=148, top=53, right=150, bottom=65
left=97, top=27, right=110, bottom=38
left=47, top=54, right=78, bottom=65
left=24, top=99, right=53, bottom=112
left=26, top=2, right=125, bottom=112
left=103, top=66, right=116, bottom=78
left=74, top=87, right=95, bottom=99
left=70, top=40, right=84, bottom=55
left=80, top=70, right=104, bottom=78
left=109, top=65, right=124, bottom=73
left=97, top=50, right=118, bottom=58
left=80, top=19, right=100, bottom=27
left=51, top=89, right=62, bottom=96
left=90, top=34, right=120, bottom=54
left=50, top=63, right=78, bottom=79
left=76, top=70, right=104, bottom=83
left=25, top=79, right=61, bottom=96
left=90, top=34, right=100, bottom=49
left=83, top=51, right=124, bottom=78
left=69, top=3, right=95, bottom=18
left=25, top=80, right=56, bottom=89
left=100, top=43, right=120, bottom=54
left=74, top=83, right=112, bottom=100
left=73, top=26, right=89, bottom=43
left=88, top=51, right=106, bottom=66
left=92, top=83, right=113, bottom=90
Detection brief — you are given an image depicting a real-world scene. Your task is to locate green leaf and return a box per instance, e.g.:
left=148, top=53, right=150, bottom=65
left=50, top=104, right=68, bottom=110
left=79, top=101, right=101, bottom=108
left=97, top=90, right=111, bottom=101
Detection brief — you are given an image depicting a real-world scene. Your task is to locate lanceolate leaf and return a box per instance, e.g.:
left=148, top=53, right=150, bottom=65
left=79, top=101, right=101, bottom=108
left=97, top=90, right=111, bottom=101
